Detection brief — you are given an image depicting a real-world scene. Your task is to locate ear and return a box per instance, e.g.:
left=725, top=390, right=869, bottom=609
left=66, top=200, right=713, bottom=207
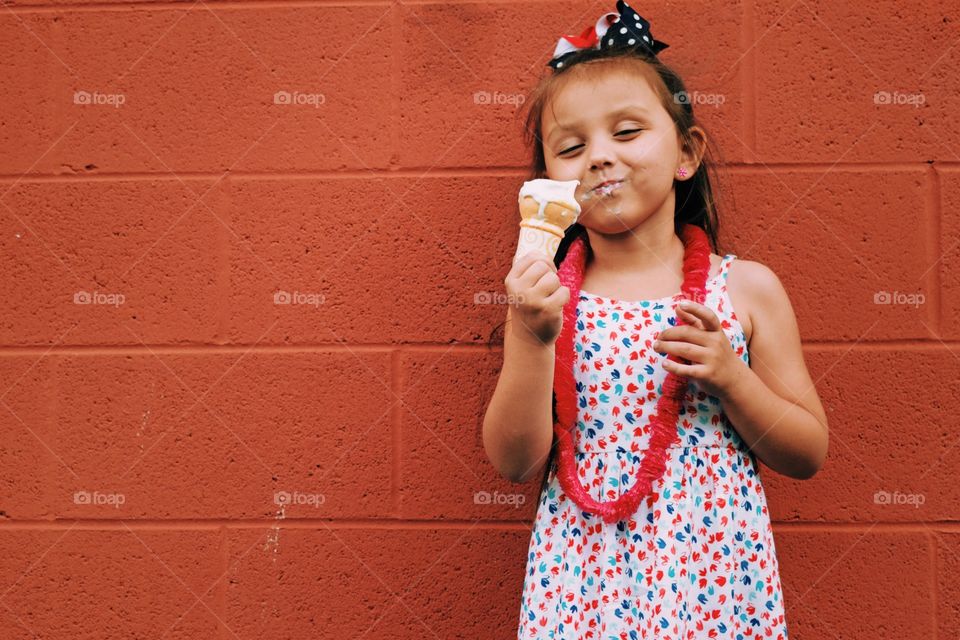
left=676, top=125, right=707, bottom=181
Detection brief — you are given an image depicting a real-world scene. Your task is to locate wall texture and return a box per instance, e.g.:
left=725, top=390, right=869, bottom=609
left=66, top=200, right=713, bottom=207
left=0, top=0, right=956, bottom=638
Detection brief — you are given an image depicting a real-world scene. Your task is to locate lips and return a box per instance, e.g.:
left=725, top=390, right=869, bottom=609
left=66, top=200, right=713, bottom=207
left=591, top=179, right=624, bottom=192
left=588, top=179, right=626, bottom=199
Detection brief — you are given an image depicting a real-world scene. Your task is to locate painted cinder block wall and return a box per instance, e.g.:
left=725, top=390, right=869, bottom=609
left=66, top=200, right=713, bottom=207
left=0, top=0, right=956, bottom=637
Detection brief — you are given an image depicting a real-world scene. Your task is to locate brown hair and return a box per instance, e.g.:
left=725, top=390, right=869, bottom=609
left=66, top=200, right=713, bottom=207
left=487, top=47, right=731, bottom=497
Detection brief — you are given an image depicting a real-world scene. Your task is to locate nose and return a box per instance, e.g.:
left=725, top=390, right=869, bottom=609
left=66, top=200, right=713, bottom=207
left=587, top=138, right=615, bottom=171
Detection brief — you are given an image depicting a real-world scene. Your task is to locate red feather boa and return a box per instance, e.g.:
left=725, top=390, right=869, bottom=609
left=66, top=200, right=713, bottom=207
left=552, top=223, right=712, bottom=523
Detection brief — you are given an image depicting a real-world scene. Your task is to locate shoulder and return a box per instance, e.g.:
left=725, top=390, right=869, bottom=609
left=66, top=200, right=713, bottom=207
left=730, top=258, right=786, bottom=296
left=725, top=258, right=792, bottom=346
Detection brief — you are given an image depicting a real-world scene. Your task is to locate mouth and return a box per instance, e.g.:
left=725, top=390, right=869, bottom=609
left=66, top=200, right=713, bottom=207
left=590, top=179, right=624, bottom=197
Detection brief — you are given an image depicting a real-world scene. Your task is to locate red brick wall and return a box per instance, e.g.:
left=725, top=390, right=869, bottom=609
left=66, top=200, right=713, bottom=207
left=0, top=1, right=955, bottom=638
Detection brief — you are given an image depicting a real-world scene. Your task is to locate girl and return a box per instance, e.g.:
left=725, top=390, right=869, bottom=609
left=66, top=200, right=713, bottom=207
left=482, top=2, right=829, bottom=638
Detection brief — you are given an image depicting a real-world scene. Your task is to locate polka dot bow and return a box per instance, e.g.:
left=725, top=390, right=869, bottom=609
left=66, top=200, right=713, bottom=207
left=547, top=0, right=669, bottom=70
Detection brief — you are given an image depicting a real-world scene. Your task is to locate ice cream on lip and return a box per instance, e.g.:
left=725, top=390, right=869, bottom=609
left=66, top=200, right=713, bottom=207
left=583, top=176, right=627, bottom=198
left=592, top=178, right=624, bottom=190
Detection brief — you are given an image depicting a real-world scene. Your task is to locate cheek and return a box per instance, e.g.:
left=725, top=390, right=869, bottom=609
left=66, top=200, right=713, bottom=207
left=626, top=141, right=662, bottom=166
left=544, top=157, right=578, bottom=180
left=542, top=152, right=557, bottom=177
left=543, top=156, right=556, bottom=177
left=624, top=149, right=678, bottom=186
left=624, top=170, right=672, bottom=199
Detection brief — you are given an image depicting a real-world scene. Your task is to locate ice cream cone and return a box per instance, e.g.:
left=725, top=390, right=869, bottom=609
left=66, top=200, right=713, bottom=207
left=513, top=179, right=581, bottom=264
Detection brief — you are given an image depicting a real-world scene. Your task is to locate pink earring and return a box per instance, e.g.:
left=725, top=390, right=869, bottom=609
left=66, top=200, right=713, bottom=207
left=677, top=167, right=687, bottom=178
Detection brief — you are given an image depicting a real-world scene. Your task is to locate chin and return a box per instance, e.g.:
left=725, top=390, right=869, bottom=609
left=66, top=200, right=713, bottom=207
left=582, top=214, right=643, bottom=236
left=580, top=202, right=643, bottom=230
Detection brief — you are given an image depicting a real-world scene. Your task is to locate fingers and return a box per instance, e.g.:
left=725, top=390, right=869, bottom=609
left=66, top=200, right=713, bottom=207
left=656, top=325, right=711, bottom=348
left=655, top=340, right=708, bottom=362
left=531, top=269, right=562, bottom=300
left=662, top=358, right=695, bottom=376
left=517, top=260, right=558, bottom=291
left=514, top=251, right=557, bottom=277
left=676, top=306, right=705, bottom=330
left=676, top=300, right=719, bottom=331
left=543, top=283, right=570, bottom=309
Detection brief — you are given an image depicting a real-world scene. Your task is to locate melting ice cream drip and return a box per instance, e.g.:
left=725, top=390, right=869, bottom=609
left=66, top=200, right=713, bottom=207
left=514, top=179, right=582, bottom=263
left=577, top=177, right=627, bottom=215
left=518, top=179, right=581, bottom=218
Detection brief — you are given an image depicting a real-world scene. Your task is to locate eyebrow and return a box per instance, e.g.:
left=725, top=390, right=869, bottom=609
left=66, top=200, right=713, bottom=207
left=546, top=106, right=652, bottom=144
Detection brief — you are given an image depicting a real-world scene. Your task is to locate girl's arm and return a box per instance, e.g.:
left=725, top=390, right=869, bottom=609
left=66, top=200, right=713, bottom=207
left=482, top=306, right=556, bottom=484
left=718, top=261, right=829, bottom=480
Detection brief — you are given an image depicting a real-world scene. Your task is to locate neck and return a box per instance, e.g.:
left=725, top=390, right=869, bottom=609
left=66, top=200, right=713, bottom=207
left=584, top=216, right=684, bottom=277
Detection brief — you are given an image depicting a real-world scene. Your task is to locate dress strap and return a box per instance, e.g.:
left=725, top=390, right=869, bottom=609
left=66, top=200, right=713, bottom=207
left=719, top=254, right=737, bottom=282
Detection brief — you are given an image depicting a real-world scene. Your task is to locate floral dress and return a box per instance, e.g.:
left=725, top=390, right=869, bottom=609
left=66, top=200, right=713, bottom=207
left=517, top=254, right=789, bottom=640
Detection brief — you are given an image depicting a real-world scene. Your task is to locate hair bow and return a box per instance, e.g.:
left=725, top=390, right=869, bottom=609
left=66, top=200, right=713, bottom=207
left=547, top=0, right=669, bottom=70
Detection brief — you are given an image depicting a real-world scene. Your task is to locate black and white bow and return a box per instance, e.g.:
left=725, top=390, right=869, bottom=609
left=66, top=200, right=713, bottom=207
left=548, top=1, right=669, bottom=70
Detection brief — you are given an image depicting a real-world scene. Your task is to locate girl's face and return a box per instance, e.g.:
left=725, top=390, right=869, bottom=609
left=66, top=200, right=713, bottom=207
left=541, top=70, right=696, bottom=233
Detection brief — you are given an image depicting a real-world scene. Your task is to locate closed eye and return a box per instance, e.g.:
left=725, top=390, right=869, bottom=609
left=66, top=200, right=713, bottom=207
left=557, top=144, right=583, bottom=156
left=557, top=129, right=644, bottom=156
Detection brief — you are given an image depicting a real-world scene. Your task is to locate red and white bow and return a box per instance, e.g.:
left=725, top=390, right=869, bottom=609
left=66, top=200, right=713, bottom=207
left=550, top=12, right=620, bottom=62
